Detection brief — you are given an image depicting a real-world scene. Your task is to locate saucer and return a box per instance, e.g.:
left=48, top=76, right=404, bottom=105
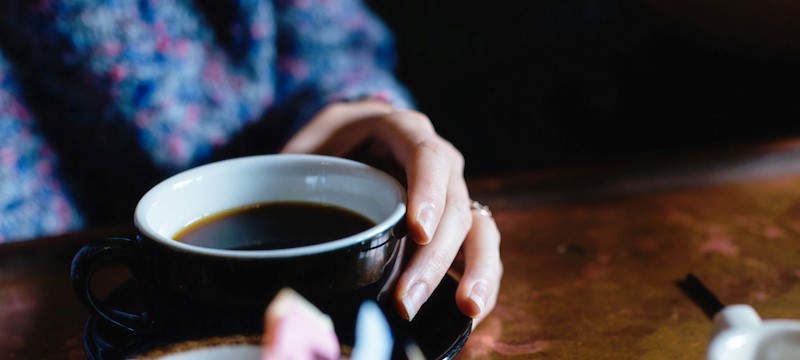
left=83, top=275, right=472, bottom=359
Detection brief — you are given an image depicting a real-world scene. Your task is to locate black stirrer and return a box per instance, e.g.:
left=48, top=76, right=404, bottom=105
left=676, top=273, right=725, bottom=319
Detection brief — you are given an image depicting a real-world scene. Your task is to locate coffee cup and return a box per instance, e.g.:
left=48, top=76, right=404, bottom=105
left=708, top=304, right=800, bottom=360
left=71, top=154, right=407, bottom=335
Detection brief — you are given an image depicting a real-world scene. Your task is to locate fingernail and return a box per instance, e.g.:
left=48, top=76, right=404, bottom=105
left=468, top=280, right=488, bottom=316
left=401, top=282, right=429, bottom=321
left=416, top=202, right=436, bottom=244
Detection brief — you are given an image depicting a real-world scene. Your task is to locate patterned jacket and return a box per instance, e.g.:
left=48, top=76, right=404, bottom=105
left=0, top=0, right=412, bottom=242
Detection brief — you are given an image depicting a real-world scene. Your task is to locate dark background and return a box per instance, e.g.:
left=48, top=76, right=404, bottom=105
left=365, top=0, right=800, bottom=177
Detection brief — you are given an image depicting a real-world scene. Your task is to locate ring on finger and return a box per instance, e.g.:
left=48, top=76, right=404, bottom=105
left=469, top=199, right=492, bottom=218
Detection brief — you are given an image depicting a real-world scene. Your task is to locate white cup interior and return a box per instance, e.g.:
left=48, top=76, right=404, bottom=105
left=134, top=154, right=406, bottom=258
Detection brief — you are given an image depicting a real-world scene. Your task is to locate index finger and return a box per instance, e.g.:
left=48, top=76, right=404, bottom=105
left=369, top=112, right=464, bottom=245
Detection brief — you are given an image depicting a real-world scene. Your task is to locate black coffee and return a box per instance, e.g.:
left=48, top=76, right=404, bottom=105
left=173, top=201, right=375, bottom=250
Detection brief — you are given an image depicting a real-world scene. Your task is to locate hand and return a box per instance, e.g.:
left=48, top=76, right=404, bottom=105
left=281, top=100, right=502, bottom=326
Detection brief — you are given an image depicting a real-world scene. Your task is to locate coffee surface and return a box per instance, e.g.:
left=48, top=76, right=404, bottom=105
left=173, top=202, right=375, bottom=250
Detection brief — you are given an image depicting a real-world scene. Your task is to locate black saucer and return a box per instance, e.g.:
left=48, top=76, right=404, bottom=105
left=83, top=275, right=472, bottom=359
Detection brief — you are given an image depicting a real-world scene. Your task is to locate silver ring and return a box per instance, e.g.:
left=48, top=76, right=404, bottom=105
left=470, top=200, right=492, bottom=217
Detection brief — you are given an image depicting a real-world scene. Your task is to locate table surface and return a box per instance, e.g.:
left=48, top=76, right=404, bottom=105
left=4, top=138, right=800, bottom=359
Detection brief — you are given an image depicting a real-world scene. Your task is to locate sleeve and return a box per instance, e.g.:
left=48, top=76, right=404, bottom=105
left=272, top=0, right=415, bottom=130
left=0, top=52, right=84, bottom=242
left=0, top=1, right=412, bottom=171
left=1, top=1, right=282, bottom=171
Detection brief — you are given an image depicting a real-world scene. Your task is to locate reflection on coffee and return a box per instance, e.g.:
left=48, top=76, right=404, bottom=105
left=173, top=201, right=375, bottom=250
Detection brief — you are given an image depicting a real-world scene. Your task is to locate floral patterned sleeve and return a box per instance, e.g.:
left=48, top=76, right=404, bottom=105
left=3, top=0, right=410, bottom=170
left=272, top=0, right=415, bottom=126
left=0, top=53, right=84, bottom=242
left=0, top=0, right=413, bottom=241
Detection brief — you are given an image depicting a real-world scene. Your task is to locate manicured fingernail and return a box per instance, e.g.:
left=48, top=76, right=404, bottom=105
left=416, top=202, right=436, bottom=244
left=401, top=282, right=428, bottom=321
left=468, top=280, right=488, bottom=316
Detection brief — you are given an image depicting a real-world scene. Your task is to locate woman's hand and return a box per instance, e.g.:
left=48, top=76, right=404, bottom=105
left=281, top=100, right=502, bottom=326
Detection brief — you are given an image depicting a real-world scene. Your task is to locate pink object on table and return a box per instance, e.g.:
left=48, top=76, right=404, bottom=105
left=261, top=288, right=341, bottom=360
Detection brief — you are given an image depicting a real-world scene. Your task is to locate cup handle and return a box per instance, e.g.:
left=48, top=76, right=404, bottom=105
left=711, top=304, right=763, bottom=337
left=71, top=236, right=155, bottom=332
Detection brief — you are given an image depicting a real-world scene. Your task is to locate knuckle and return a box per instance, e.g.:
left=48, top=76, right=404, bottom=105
left=387, top=111, right=465, bottom=173
left=452, top=199, right=473, bottom=230
left=496, top=258, right=505, bottom=279
left=414, top=137, right=444, bottom=156
left=424, top=136, right=464, bottom=173
left=396, top=110, right=434, bottom=130
left=425, top=248, right=456, bottom=278
left=448, top=143, right=465, bottom=172
left=415, top=136, right=461, bottom=166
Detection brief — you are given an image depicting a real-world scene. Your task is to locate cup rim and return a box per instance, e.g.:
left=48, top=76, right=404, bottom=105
left=134, top=154, right=407, bottom=258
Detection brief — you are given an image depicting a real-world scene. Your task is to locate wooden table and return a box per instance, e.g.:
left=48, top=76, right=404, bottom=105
left=4, top=138, right=800, bottom=359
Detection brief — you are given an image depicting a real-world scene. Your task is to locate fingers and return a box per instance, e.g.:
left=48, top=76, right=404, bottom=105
left=281, top=102, right=501, bottom=324
left=280, top=100, right=394, bottom=155
left=324, top=112, right=473, bottom=315
left=284, top=105, right=462, bottom=247
left=394, top=193, right=472, bottom=321
left=365, top=112, right=462, bottom=246
left=455, top=209, right=502, bottom=325
left=396, top=201, right=502, bottom=324
left=402, top=135, right=456, bottom=245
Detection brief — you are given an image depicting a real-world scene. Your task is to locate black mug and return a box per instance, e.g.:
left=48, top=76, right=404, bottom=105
left=71, top=154, right=407, bottom=335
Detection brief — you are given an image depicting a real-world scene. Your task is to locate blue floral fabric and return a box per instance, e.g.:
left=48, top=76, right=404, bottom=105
left=0, top=0, right=413, bottom=242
